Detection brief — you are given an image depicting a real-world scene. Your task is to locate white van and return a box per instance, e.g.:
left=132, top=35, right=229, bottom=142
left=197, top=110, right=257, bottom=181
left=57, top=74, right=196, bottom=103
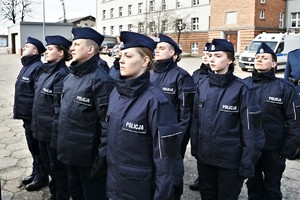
left=238, top=32, right=300, bottom=72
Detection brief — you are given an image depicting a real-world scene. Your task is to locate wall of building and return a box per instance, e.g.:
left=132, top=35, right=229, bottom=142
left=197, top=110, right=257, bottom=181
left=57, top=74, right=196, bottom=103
left=286, top=0, right=300, bottom=32
left=8, top=22, right=73, bottom=55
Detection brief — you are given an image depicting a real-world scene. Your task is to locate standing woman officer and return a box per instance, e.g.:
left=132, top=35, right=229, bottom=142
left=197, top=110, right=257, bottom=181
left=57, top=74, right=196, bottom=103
left=191, top=39, right=264, bottom=200
left=31, top=35, right=72, bottom=199
left=106, top=31, right=184, bottom=200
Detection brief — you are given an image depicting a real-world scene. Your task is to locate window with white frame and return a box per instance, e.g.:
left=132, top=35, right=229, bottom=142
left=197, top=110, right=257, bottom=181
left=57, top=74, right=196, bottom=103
left=138, top=2, right=143, bottom=14
left=162, top=20, right=167, bottom=32
left=110, top=26, right=114, bottom=35
left=149, top=22, right=155, bottom=33
left=110, top=8, right=114, bottom=18
left=103, top=10, right=106, bottom=19
left=138, top=22, right=144, bottom=33
left=191, top=43, right=199, bottom=53
left=279, top=12, right=284, bottom=28
left=291, top=12, right=300, bottom=28
left=191, top=17, right=199, bottom=31
left=192, top=0, right=200, bottom=6
left=119, top=25, right=123, bottom=33
left=103, top=27, right=106, bottom=35
left=176, top=0, right=182, bottom=8
left=150, top=0, right=155, bottom=12
left=162, top=0, right=167, bottom=10
left=128, top=24, right=133, bottom=31
left=260, top=0, right=265, bottom=4
left=119, top=7, right=123, bottom=17
left=259, top=10, right=265, bottom=19
left=128, top=5, right=132, bottom=15
left=226, top=11, right=237, bottom=24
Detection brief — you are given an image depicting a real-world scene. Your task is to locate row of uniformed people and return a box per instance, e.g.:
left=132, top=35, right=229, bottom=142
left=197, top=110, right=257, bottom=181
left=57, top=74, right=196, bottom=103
left=13, top=27, right=300, bottom=200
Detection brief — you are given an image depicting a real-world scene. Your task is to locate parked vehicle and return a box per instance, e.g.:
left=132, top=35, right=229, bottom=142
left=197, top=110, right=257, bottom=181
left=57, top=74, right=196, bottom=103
left=238, top=32, right=300, bottom=72
left=101, top=42, right=116, bottom=55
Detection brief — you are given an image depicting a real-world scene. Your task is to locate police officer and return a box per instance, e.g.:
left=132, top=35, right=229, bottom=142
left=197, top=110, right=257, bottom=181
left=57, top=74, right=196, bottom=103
left=109, top=44, right=121, bottom=80
left=56, top=27, right=114, bottom=200
left=189, top=42, right=211, bottom=191
left=284, top=48, right=300, bottom=96
left=245, top=43, right=300, bottom=200
left=105, top=31, right=183, bottom=200
left=31, top=35, right=72, bottom=199
left=151, top=33, right=195, bottom=158
left=191, top=39, right=264, bottom=200
left=191, top=42, right=211, bottom=85
left=13, top=37, right=49, bottom=191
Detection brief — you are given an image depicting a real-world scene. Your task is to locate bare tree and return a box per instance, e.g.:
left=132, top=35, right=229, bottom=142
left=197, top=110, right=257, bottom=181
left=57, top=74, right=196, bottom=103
left=0, top=0, right=36, bottom=24
left=20, top=0, right=34, bottom=22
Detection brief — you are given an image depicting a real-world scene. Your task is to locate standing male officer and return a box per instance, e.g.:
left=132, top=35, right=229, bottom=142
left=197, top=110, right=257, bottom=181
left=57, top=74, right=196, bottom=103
left=13, top=37, right=49, bottom=191
left=245, top=43, right=300, bottom=199
left=151, top=33, right=195, bottom=199
left=56, top=27, right=115, bottom=200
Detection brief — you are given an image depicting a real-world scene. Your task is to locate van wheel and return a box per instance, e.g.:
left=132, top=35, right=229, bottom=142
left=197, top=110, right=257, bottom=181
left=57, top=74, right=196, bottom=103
left=241, top=68, right=247, bottom=72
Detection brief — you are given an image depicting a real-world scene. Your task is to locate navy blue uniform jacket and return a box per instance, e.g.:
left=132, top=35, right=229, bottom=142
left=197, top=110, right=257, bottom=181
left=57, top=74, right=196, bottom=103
left=150, top=59, right=195, bottom=149
left=57, top=55, right=115, bottom=167
left=14, top=55, right=44, bottom=120
left=31, top=60, right=70, bottom=148
left=245, top=70, right=300, bottom=157
left=106, top=71, right=184, bottom=200
left=191, top=70, right=265, bottom=178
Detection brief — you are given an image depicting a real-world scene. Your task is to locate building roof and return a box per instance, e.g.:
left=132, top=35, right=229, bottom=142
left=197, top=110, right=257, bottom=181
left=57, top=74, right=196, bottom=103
left=58, top=15, right=95, bottom=23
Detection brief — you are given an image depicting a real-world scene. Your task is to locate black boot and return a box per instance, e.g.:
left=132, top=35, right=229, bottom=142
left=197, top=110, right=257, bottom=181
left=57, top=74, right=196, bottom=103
left=21, top=174, right=35, bottom=185
left=189, top=177, right=199, bottom=191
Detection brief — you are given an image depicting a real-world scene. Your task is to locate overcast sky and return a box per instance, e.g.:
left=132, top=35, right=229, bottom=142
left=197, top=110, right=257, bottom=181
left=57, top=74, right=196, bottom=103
left=0, top=0, right=96, bottom=34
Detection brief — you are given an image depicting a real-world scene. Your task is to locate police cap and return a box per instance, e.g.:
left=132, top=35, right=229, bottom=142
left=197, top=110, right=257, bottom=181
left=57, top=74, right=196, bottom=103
left=209, top=39, right=234, bottom=53
left=158, top=33, right=182, bottom=55
left=120, top=31, right=156, bottom=52
left=72, top=27, right=104, bottom=46
left=256, top=42, right=276, bottom=57
left=45, top=35, right=72, bottom=49
left=204, top=42, right=211, bottom=51
left=26, top=37, right=46, bottom=54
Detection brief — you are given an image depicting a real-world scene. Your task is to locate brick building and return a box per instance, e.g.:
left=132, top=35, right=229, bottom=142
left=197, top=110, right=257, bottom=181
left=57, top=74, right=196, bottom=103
left=96, top=0, right=291, bottom=55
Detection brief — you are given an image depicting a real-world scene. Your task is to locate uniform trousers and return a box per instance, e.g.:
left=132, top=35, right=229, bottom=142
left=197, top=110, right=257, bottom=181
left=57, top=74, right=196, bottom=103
left=67, top=165, right=107, bottom=200
left=246, top=150, right=286, bottom=200
left=197, top=161, right=244, bottom=200
left=23, top=119, right=47, bottom=181
left=39, top=141, right=69, bottom=200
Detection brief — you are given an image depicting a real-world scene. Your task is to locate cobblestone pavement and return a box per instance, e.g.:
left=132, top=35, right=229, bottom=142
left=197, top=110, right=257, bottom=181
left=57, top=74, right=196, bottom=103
left=0, top=54, right=299, bottom=199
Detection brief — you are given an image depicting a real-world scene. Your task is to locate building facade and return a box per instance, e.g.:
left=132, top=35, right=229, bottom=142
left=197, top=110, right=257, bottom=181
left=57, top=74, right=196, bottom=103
left=96, top=0, right=290, bottom=55
left=286, top=0, right=300, bottom=33
left=96, top=0, right=210, bottom=55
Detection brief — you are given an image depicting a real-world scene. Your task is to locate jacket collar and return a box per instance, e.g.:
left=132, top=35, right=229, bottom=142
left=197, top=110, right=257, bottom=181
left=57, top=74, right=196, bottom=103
left=43, top=60, right=66, bottom=73
left=208, top=69, right=235, bottom=87
left=21, top=55, right=41, bottom=67
left=116, top=71, right=150, bottom=98
left=252, top=69, right=276, bottom=82
left=69, top=55, right=98, bottom=77
left=154, top=57, right=175, bottom=73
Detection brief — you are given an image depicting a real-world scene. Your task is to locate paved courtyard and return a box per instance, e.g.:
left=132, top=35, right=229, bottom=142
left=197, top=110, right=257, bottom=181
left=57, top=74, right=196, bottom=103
left=0, top=53, right=299, bottom=199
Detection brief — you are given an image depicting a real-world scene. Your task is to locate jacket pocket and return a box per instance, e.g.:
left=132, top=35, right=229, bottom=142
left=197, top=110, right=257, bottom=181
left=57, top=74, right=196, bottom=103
left=119, top=165, right=154, bottom=200
left=66, top=131, right=94, bottom=164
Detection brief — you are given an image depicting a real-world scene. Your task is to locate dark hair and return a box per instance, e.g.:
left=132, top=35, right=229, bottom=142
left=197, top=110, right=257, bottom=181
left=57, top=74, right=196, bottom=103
left=174, top=54, right=181, bottom=62
left=271, top=54, right=277, bottom=62
left=135, top=47, right=155, bottom=70
left=56, top=45, right=72, bottom=61
left=225, top=51, right=235, bottom=72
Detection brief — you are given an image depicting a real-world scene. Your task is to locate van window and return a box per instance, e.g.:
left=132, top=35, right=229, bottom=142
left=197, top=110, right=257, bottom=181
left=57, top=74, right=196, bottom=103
left=276, top=42, right=284, bottom=54
left=248, top=41, right=277, bottom=52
